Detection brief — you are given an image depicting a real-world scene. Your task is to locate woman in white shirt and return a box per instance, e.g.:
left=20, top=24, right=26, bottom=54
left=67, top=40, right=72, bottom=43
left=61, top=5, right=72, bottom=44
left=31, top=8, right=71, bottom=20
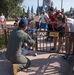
left=50, top=14, right=69, bottom=53
left=66, top=18, right=74, bottom=54
left=61, top=17, right=74, bottom=60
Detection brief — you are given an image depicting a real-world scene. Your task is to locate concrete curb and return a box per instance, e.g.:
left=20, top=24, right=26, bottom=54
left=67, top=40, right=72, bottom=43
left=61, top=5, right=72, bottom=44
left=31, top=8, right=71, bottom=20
left=70, top=56, right=74, bottom=75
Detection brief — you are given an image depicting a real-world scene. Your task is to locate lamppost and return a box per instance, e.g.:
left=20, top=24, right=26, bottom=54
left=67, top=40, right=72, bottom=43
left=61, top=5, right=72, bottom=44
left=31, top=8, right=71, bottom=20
left=37, top=0, right=39, bottom=15
left=37, top=0, right=39, bottom=7
left=61, top=0, right=63, bottom=11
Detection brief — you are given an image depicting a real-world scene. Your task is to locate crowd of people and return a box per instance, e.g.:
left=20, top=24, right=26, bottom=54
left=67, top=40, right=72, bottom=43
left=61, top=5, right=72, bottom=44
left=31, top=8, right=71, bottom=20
left=38, top=7, right=74, bottom=59
left=4, top=6, right=74, bottom=72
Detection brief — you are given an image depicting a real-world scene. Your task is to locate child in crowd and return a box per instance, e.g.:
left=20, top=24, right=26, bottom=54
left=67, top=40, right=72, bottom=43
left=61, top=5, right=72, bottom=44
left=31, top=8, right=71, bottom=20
left=27, top=21, right=37, bottom=40
left=14, top=16, right=19, bottom=26
left=22, top=43, right=29, bottom=56
left=22, top=21, right=37, bottom=56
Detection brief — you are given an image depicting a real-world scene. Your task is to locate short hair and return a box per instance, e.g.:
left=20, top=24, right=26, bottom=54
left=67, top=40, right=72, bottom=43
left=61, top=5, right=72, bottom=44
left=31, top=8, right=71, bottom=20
left=56, top=14, right=66, bottom=23
left=48, top=7, right=54, bottom=12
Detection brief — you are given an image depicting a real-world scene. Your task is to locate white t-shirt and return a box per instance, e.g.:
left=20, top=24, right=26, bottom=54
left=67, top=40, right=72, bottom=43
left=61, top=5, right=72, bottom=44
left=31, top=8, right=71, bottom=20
left=40, top=13, right=49, bottom=23
left=0, top=15, right=5, bottom=21
left=67, top=18, right=74, bottom=32
left=67, top=18, right=74, bottom=24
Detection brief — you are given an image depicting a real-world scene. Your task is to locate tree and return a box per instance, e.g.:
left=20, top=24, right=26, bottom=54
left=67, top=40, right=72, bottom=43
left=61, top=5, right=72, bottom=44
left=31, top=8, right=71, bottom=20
left=0, top=0, right=24, bottom=18
left=31, top=6, right=34, bottom=14
left=27, top=7, right=31, bottom=18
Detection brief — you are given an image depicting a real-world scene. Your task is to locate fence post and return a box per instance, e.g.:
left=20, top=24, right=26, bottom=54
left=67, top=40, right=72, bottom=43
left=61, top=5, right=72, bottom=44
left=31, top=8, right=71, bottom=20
left=36, top=36, right=38, bottom=51
left=4, top=29, right=7, bottom=48
left=73, top=38, right=74, bottom=55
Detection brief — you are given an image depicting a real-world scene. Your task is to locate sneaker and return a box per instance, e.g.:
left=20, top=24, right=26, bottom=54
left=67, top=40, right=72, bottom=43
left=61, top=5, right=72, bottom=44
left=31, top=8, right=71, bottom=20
left=50, top=48, right=56, bottom=50
left=48, top=38, right=53, bottom=42
left=26, top=53, right=30, bottom=56
left=22, top=69, right=27, bottom=72
left=22, top=47, right=29, bottom=55
left=33, top=53, right=37, bottom=56
left=50, top=48, right=58, bottom=52
left=45, top=37, right=53, bottom=42
left=45, top=38, right=48, bottom=41
left=61, top=55, right=69, bottom=60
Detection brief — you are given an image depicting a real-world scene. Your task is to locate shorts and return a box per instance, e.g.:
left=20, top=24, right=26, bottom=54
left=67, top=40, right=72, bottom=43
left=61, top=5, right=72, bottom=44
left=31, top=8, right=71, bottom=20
left=59, top=32, right=65, bottom=37
left=48, top=24, right=53, bottom=31
left=70, top=32, right=74, bottom=37
left=40, top=23, right=48, bottom=29
left=55, top=26, right=65, bottom=37
left=1, top=20, right=4, bottom=25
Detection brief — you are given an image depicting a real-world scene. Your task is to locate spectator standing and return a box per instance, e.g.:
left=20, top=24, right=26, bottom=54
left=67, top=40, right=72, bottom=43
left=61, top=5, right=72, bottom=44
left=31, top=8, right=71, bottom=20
left=55, top=14, right=69, bottom=52
left=39, top=10, right=49, bottom=29
left=48, top=7, right=64, bottom=50
left=46, top=7, right=57, bottom=42
left=0, top=13, right=6, bottom=29
left=62, top=18, right=74, bottom=60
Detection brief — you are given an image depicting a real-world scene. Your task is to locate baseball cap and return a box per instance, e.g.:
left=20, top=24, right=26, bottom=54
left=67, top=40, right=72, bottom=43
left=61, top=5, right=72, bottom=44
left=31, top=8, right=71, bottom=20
left=19, top=18, right=28, bottom=26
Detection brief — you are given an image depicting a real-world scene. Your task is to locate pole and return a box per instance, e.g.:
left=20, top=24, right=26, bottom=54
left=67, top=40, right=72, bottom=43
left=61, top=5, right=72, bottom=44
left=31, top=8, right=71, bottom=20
left=37, top=0, right=39, bottom=15
left=61, top=0, right=63, bottom=11
left=37, top=0, right=39, bottom=7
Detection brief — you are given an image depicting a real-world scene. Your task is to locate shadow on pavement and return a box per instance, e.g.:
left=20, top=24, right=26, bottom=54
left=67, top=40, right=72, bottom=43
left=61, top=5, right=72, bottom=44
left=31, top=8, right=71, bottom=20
left=23, top=53, right=70, bottom=75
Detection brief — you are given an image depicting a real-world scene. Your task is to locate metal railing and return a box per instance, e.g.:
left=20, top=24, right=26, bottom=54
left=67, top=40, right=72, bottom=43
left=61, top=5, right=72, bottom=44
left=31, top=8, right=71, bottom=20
left=0, top=27, right=74, bottom=55
left=0, top=25, right=14, bottom=49
left=36, top=29, right=74, bottom=55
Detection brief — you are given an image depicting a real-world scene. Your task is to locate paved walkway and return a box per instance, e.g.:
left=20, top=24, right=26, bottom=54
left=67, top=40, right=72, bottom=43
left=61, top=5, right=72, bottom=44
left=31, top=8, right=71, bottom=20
left=0, top=48, right=73, bottom=75
left=17, top=51, right=71, bottom=75
left=0, top=19, right=74, bottom=75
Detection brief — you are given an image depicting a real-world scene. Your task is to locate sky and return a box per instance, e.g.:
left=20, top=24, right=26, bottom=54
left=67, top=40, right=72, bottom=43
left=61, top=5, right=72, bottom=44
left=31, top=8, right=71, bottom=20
left=22, top=0, right=74, bottom=13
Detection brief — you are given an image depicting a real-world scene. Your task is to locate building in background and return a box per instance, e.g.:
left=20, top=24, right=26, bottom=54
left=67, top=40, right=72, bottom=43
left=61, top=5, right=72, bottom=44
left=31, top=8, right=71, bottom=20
left=43, top=0, right=52, bottom=7
left=36, top=0, right=52, bottom=15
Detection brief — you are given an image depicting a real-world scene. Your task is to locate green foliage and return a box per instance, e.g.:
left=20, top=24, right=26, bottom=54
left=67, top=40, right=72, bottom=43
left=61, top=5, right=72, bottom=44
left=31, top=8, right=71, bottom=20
left=0, top=0, right=24, bottom=18
left=64, top=11, right=69, bottom=17
left=10, top=6, right=23, bottom=18
left=0, top=34, right=5, bottom=49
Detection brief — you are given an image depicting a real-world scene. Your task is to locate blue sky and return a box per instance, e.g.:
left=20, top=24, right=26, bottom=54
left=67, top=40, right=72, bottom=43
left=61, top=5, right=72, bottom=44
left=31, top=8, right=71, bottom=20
left=22, top=0, right=74, bottom=13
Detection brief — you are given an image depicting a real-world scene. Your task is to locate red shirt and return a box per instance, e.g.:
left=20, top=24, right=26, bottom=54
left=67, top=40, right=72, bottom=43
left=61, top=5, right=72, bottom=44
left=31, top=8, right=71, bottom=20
left=49, top=11, right=63, bottom=28
left=49, top=15, right=57, bottom=28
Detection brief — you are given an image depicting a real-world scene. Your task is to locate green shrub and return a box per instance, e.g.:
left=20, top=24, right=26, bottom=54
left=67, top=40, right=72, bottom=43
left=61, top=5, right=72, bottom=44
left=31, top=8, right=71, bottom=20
left=0, top=34, right=5, bottom=49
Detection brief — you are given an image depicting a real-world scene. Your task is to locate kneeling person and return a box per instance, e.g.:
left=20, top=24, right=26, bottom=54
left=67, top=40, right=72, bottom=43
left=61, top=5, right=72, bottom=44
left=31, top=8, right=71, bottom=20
left=5, top=18, right=35, bottom=71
